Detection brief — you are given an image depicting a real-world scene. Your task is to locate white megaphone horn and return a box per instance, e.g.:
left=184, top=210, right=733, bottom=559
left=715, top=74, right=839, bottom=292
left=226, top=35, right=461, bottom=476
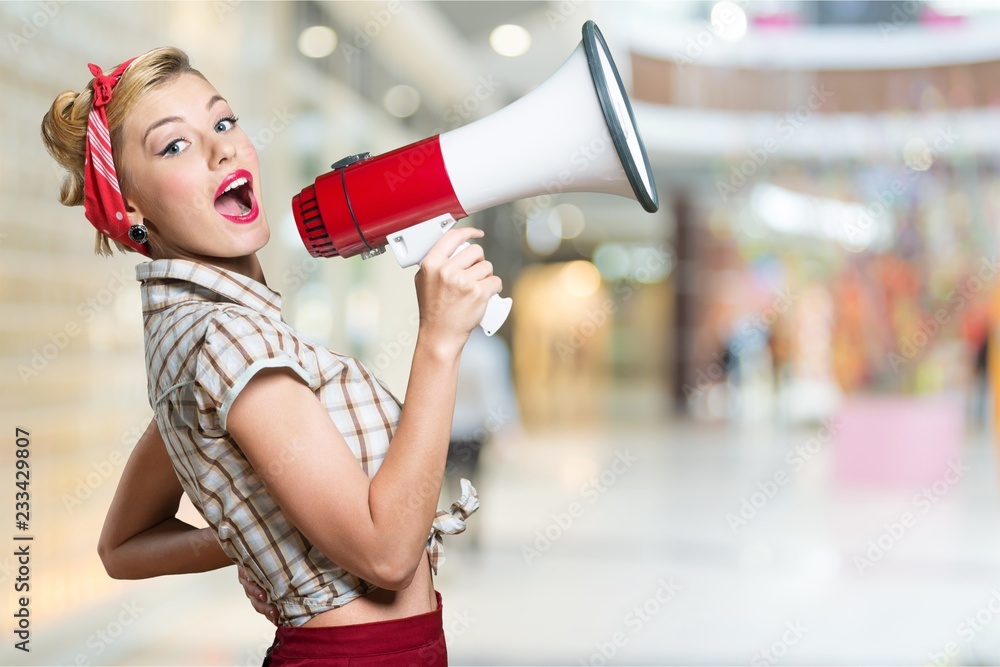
left=293, top=20, right=659, bottom=336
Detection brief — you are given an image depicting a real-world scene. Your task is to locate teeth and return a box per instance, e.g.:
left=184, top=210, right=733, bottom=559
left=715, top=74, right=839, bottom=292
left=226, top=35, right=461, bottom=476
left=223, top=176, right=248, bottom=194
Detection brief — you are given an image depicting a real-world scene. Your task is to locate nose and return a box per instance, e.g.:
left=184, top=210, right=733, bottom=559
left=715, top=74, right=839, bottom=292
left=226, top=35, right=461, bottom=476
left=211, top=134, right=237, bottom=167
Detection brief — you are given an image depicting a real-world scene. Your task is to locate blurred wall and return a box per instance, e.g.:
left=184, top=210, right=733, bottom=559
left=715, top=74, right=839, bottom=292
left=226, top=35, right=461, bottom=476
left=0, top=0, right=434, bottom=649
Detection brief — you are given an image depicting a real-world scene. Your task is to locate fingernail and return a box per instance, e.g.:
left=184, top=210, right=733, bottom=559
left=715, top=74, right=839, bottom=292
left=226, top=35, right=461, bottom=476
left=257, top=592, right=265, bottom=601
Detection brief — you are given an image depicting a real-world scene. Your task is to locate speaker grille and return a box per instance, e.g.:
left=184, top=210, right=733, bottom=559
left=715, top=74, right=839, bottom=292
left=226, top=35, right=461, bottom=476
left=294, top=186, right=339, bottom=258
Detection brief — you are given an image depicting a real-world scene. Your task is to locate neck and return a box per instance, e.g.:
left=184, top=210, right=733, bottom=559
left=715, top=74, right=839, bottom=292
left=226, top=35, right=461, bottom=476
left=151, top=248, right=267, bottom=286
left=211, top=253, right=266, bottom=285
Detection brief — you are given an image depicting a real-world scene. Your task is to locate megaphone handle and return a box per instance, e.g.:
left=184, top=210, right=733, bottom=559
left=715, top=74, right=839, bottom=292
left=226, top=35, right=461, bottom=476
left=386, top=215, right=512, bottom=336
left=451, top=242, right=513, bottom=337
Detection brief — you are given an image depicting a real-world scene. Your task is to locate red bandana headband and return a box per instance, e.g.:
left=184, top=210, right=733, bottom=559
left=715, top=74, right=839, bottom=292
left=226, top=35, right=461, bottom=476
left=83, top=57, right=151, bottom=256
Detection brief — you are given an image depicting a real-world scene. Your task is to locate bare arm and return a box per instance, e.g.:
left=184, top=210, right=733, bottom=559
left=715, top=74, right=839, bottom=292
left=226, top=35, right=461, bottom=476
left=97, top=418, right=232, bottom=579
left=228, top=227, right=500, bottom=590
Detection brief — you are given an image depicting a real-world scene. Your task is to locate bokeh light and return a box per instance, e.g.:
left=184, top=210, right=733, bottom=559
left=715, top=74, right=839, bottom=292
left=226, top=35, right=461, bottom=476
left=489, top=24, right=531, bottom=57
left=297, top=25, right=337, bottom=58
left=383, top=84, right=421, bottom=118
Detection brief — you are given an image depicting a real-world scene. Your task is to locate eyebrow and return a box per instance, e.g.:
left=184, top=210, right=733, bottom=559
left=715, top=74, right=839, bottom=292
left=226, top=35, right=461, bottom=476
left=142, top=95, right=229, bottom=145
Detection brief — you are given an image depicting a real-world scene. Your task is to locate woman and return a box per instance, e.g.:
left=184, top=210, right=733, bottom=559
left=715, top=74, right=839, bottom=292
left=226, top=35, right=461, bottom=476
left=41, top=47, right=498, bottom=665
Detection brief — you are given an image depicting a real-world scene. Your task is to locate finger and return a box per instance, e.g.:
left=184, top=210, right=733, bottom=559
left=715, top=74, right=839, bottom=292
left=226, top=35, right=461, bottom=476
left=255, top=600, right=278, bottom=626
left=424, top=227, right=484, bottom=266
left=253, top=602, right=278, bottom=624
left=249, top=590, right=274, bottom=610
left=461, top=260, right=495, bottom=282
left=485, top=275, right=503, bottom=296
left=446, top=243, right=486, bottom=271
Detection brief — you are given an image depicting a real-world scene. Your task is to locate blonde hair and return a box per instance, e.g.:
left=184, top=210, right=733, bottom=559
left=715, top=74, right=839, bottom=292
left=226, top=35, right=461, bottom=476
left=41, top=47, right=205, bottom=256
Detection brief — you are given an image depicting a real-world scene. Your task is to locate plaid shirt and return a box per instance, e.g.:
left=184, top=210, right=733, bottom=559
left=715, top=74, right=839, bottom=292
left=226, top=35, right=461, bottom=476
left=135, top=259, right=478, bottom=627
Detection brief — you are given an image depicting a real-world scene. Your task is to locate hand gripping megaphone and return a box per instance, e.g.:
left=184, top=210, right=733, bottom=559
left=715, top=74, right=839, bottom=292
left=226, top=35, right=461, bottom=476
left=292, top=20, right=658, bottom=336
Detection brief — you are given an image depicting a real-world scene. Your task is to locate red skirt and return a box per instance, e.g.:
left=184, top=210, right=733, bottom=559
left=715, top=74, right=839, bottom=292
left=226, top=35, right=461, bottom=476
left=262, top=591, right=447, bottom=667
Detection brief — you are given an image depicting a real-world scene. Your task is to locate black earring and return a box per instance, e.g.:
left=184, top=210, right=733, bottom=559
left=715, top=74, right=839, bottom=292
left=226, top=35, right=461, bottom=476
left=128, top=224, right=148, bottom=244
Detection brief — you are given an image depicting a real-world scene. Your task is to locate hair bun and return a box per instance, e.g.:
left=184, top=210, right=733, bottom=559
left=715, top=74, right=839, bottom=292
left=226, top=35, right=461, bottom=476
left=41, top=88, right=92, bottom=207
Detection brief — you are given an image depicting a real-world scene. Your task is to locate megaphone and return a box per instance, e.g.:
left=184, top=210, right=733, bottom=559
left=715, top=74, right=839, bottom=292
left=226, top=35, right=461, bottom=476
left=293, top=20, right=658, bottom=336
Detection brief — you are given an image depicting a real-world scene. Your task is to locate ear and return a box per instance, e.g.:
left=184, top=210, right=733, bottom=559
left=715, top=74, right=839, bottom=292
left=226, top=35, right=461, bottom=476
left=123, top=197, right=148, bottom=228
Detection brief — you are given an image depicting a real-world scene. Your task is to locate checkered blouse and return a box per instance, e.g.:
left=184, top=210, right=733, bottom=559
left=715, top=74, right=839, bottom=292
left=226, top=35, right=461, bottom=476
left=135, top=259, right=478, bottom=627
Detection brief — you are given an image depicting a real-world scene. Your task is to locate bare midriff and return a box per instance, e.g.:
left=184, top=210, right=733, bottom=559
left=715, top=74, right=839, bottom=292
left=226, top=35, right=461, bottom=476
left=301, top=550, right=437, bottom=627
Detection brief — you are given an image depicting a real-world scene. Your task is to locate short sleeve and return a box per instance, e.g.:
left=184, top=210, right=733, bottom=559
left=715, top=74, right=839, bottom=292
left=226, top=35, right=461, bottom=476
left=194, top=308, right=316, bottom=434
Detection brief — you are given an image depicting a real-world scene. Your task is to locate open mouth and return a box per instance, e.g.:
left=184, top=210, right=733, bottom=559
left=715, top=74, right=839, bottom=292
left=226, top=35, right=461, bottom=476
left=214, top=171, right=259, bottom=223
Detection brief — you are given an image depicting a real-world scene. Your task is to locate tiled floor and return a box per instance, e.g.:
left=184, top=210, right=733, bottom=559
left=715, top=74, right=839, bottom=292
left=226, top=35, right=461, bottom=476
left=12, top=413, right=1000, bottom=666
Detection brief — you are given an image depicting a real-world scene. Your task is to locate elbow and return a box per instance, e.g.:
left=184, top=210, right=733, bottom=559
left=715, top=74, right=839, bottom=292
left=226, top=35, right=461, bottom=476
left=97, top=542, right=127, bottom=580
left=370, top=554, right=418, bottom=591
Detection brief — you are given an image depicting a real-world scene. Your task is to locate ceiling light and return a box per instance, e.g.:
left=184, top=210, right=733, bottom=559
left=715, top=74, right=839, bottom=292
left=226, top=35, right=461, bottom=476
left=711, top=1, right=748, bottom=42
left=298, top=26, right=337, bottom=59
left=490, top=24, right=531, bottom=57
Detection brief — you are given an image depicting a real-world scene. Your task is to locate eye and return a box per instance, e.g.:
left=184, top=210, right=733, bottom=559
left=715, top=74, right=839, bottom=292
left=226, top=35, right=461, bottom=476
left=158, top=139, right=190, bottom=158
left=215, top=116, right=239, bottom=133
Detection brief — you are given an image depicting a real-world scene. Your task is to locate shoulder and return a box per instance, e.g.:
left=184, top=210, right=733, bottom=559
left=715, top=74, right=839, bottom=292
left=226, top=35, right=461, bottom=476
left=197, top=305, right=316, bottom=383
left=193, top=308, right=322, bottom=432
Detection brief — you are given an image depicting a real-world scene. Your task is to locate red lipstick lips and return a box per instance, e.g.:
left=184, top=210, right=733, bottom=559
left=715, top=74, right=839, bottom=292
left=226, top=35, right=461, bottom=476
left=214, top=169, right=259, bottom=223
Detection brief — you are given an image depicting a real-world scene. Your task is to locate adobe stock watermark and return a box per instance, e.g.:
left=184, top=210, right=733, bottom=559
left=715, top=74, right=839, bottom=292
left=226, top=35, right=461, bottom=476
left=885, top=255, right=997, bottom=371
left=213, top=0, right=242, bottom=21
left=545, top=0, right=585, bottom=30
left=683, top=289, right=797, bottom=402
left=579, top=578, right=681, bottom=666
left=927, top=589, right=1000, bottom=666
left=384, top=75, right=502, bottom=193
left=250, top=108, right=295, bottom=153
left=444, top=404, right=517, bottom=479
left=71, top=601, right=146, bottom=665
left=408, top=606, right=477, bottom=667
left=842, top=126, right=961, bottom=252
left=341, top=2, right=404, bottom=63
left=717, top=85, right=834, bottom=202
left=726, top=418, right=841, bottom=534
left=507, top=132, right=615, bottom=237
left=61, top=422, right=146, bottom=513
left=443, top=75, right=502, bottom=129
left=363, top=311, right=419, bottom=374
left=853, top=459, right=970, bottom=575
left=879, top=1, right=920, bottom=38
left=243, top=626, right=312, bottom=666
left=17, top=267, right=134, bottom=384
left=7, top=0, right=69, bottom=54
left=522, top=449, right=638, bottom=565
left=282, top=255, right=321, bottom=292
left=557, top=246, right=671, bottom=362
left=674, top=0, right=750, bottom=70
left=750, top=620, right=809, bottom=666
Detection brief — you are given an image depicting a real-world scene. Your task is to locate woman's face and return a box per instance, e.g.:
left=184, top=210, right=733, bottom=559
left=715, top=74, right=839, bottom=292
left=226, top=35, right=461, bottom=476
left=119, top=72, right=270, bottom=263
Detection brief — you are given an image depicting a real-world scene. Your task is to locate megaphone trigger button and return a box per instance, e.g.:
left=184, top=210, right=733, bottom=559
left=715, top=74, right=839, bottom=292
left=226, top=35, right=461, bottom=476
left=330, top=152, right=371, bottom=170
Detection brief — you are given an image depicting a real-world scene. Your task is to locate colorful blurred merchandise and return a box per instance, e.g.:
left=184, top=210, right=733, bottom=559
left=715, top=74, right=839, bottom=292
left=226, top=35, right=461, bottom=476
left=994, top=285, right=999, bottom=445
left=834, top=393, right=964, bottom=488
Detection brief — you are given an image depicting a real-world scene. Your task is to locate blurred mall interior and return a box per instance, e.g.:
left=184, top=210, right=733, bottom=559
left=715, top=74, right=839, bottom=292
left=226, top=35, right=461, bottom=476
left=1, top=0, right=999, bottom=665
